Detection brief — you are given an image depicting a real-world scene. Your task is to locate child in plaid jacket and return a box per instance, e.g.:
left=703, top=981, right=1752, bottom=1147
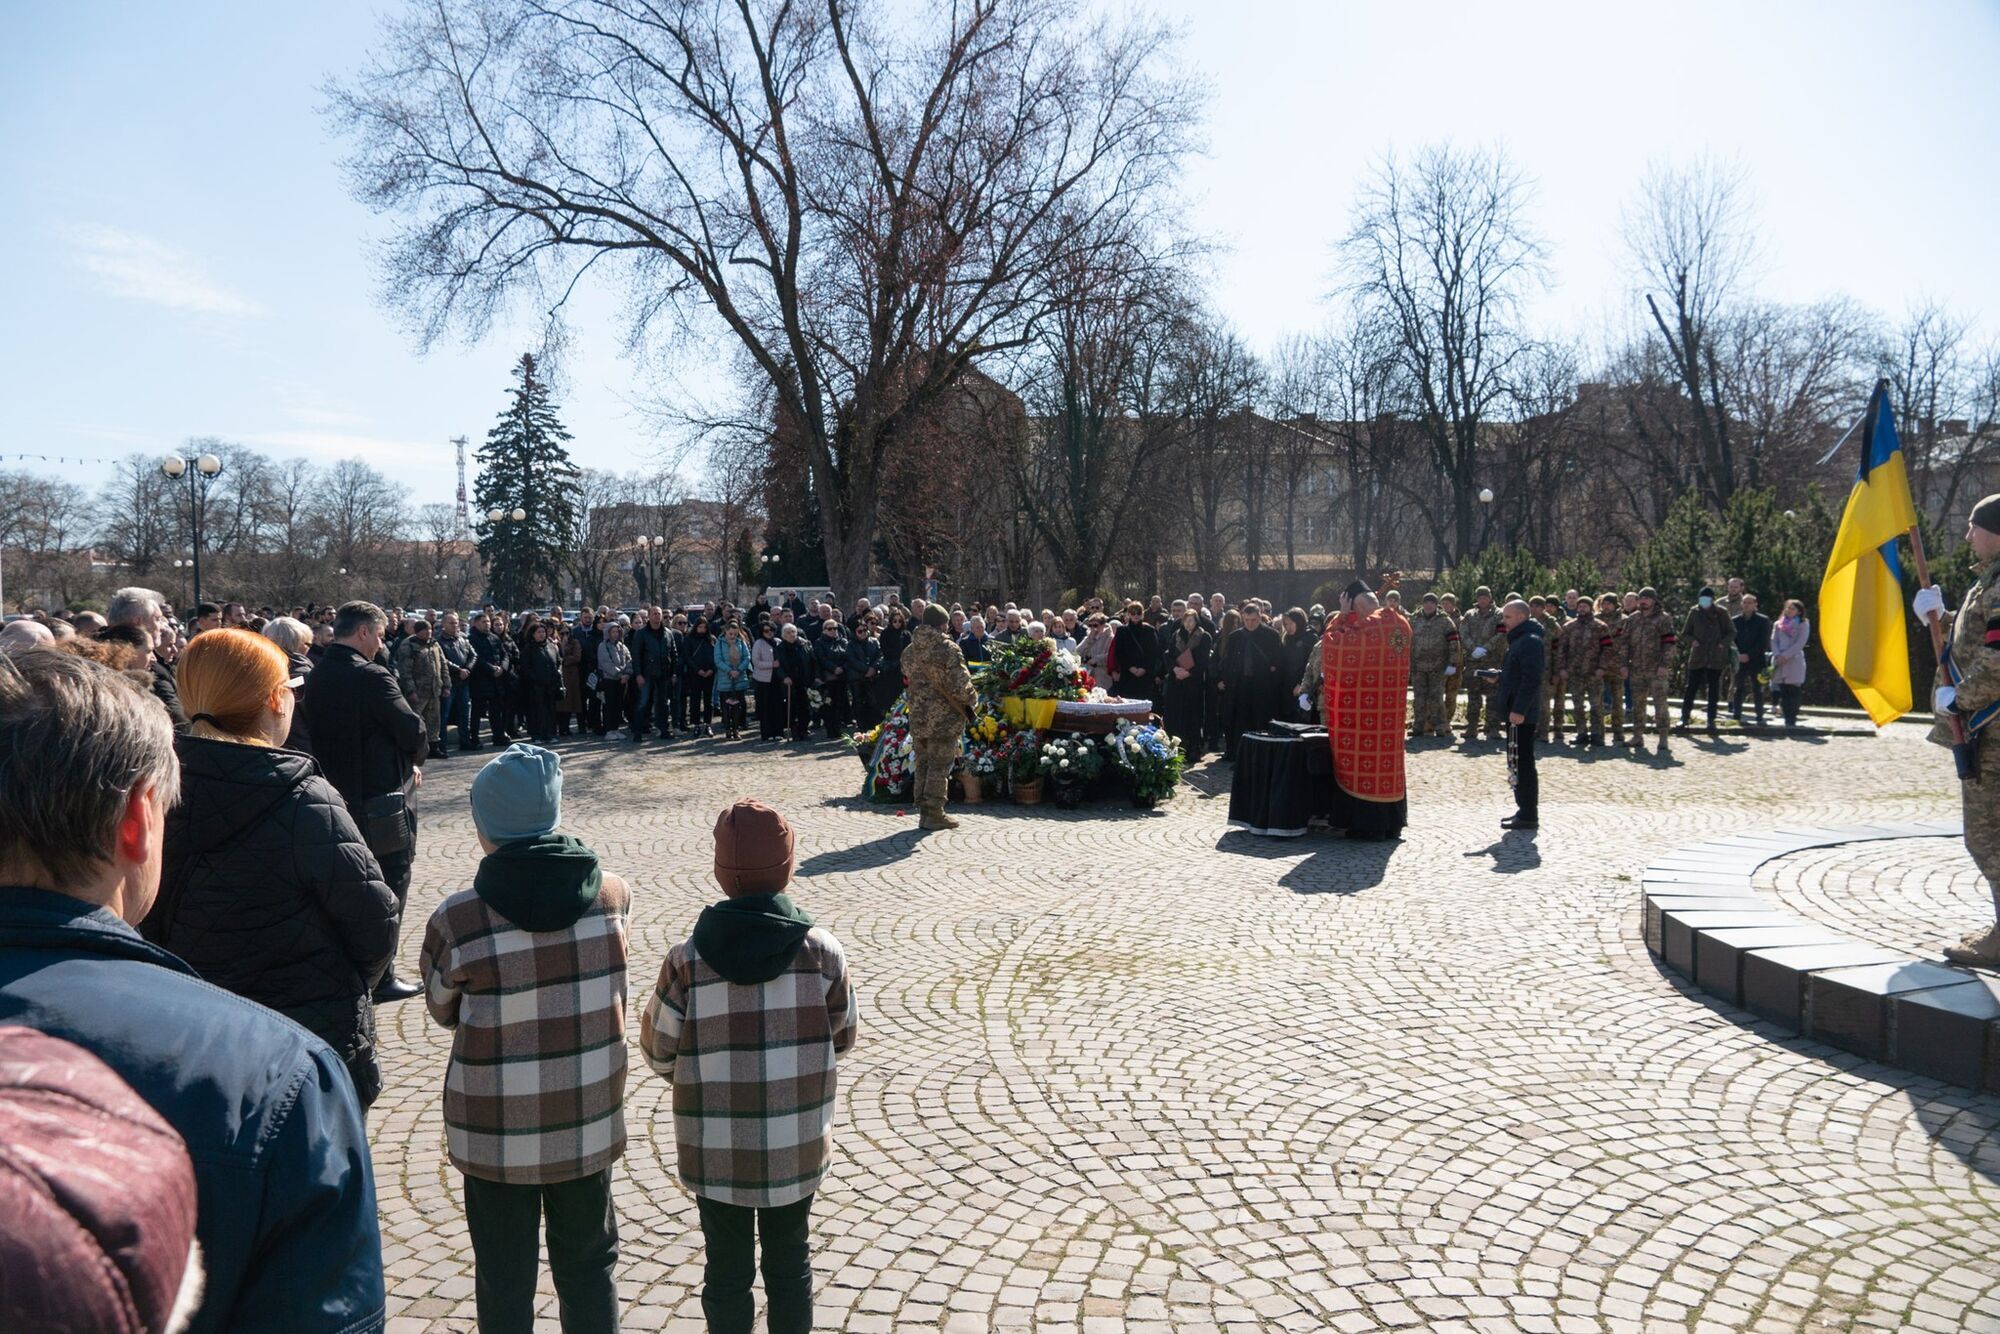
left=640, top=799, right=859, bottom=1334
left=421, top=744, right=629, bottom=1334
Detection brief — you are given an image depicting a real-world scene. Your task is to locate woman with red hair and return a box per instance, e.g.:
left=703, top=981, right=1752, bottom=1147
left=140, top=629, right=401, bottom=1108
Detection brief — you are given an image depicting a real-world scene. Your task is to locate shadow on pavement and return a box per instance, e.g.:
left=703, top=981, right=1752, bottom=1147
left=797, top=829, right=926, bottom=875
left=1212, top=829, right=1400, bottom=895
left=1465, top=831, right=1542, bottom=872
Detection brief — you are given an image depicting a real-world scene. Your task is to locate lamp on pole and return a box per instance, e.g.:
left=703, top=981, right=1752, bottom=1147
left=485, top=506, right=528, bottom=606
left=1477, top=486, right=1495, bottom=551
left=162, top=452, right=223, bottom=607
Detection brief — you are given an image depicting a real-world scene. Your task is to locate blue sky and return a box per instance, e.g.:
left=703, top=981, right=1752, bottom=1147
left=4, top=0, right=1997, bottom=506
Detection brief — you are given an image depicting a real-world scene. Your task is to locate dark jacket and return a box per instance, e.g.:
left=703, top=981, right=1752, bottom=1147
left=439, top=631, right=477, bottom=688
left=774, top=637, right=815, bottom=687
left=681, top=629, right=716, bottom=683
left=879, top=624, right=910, bottom=670
left=283, top=650, right=314, bottom=752
left=302, top=643, right=427, bottom=812
left=469, top=627, right=513, bottom=698
left=813, top=633, right=852, bottom=684
left=849, top=635, right=884, bottom=681
left=143, top=735, right=398, bottom=1064
left=522, top=638, right=563, bottom=694
left=957, top=632, right=990, bottom=662
left=0, top=887, right=386, bottom=1334
left=1111, top=622, right=1159, bottom=686
left=1733, top=611, right=1773, bottom=661
left=634, top=623, right=679, bottom=681
left=151, top=657, right=189, bottom=730
left=1495, top=618, right=1547, bottom=725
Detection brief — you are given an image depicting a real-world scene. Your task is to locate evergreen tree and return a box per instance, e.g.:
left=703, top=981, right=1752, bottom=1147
left=474, top=353, right=580, bottom=608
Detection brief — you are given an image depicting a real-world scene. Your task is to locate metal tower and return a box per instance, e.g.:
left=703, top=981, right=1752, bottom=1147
left=453, top=435, right=471, bottom=538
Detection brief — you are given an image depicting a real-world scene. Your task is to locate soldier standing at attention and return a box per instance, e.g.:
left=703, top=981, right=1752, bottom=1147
left=1913, top=495, right=2000, bottom=966
left=1458, top=587, right=1506, bottom=745
left=1531, top=596, right=1564, bottom=744
left=395, top=617, right=449, bottom=760
left=903, top=603, right=977, bottom=831
left=1438, top=592, right=1464, bottom=734
left=1558, top=598, right=1605, bottom=746
left=1622, top=587, right=1677, bottom=754
left=1595, top=594, right=1627, bottom=745
left=1406, top=592, right=1458, bottom=738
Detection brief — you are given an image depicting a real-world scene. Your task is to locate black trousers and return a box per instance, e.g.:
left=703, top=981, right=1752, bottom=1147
left=696, top=1194, right=814, bottom=1334
left=463, top=1168, right=620, bottom=1334
left=755, top=679, right=783, bottom=739
left=719, top=690, right=747, bottom=734
left=820, top=680, right=849, bottom=738
left=1682, top=667, right=1722, bottom=725
left=779, top=680, right=812, bottom=740
left=468, top=692, right=509, bottom=746
left=1730, top=665, right=1766, bottom=721
left=1776, top=682, right=1802, bottom=726
left=682, top=676, right=712, bottom=729
left=1507, top=722, right=1538, bottom=819
left=375, top=810, right=416, bottom=982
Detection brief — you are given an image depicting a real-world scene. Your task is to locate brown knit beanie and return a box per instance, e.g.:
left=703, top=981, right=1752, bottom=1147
left=713, top=799, right=796, bottom=895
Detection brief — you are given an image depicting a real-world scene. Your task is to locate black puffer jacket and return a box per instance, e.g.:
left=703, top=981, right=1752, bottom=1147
left=142, top=734, right=399, bottom=1064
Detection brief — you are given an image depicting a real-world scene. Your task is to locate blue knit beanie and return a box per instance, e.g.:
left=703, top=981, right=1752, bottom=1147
left=470, top=743, right=563, bottom=843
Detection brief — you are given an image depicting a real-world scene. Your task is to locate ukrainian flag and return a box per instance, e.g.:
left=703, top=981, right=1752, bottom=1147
left=1820, top=381, right=1917, bottom=726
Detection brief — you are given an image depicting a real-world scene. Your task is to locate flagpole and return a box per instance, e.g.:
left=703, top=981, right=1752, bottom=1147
left=1907, top=526, right=1947, bottom=663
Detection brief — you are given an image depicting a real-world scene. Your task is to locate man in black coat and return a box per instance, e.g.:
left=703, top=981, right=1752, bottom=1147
left=466, top=610, right=514, bottom=749
left=106, top=586, right=188, bottom=729
left=1492, top=599, right=1545, bottom=831
left=302, top=601, right=428, bottom=1001
left=631, top=607, right=680, bottom=742
left=772, top=622, right=816, bottom=741
left=1730, top=592, right=1773, bottom=726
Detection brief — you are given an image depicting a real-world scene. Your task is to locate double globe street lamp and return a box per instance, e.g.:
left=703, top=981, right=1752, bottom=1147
left=162, top=452, right=223, bottom=608
left=635, top=533, right=667, bottom=603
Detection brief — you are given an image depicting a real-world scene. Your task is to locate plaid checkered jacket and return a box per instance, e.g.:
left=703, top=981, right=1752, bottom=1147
left=419, top=875, right=630, bottom=1184
left=639, top=924, right=859, bottom=1207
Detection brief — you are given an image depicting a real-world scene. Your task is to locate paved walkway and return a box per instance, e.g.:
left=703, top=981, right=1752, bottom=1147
left=370, top=725, right=2000, bottom=1333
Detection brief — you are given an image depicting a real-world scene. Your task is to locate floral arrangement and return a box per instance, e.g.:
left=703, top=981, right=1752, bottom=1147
left=1006, top=729, right=1044, bottom=784
left=1038, top=734, right=1103, bottom=786
left=862, top=718, right=915, bottom=802
left=976, top=637, right=1093, bottom=701
left=850, top=722, right=882, bottom=763
left=960, top=738, right=1007, bottom=781
left=1103, top=719, right=1185, bottom=805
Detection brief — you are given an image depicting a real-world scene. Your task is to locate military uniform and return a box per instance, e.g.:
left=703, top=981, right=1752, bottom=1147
left=1556, top=612, right=1606, bottom=743
left=1934, top=555, right=2000, bottom=936
left=902, top=623, right=976, bottom=829
left=1407, top=608, right=1459, bottom=736
left=1458, top=605, right=1506, bottom=739
left=1597, top=608, right=1627, bottom=741
left=1622, top=607, right=1677, bottom=747
left=393, top=634, right=447, bottom=755
left=1535, top=608, right=1564, bottom=742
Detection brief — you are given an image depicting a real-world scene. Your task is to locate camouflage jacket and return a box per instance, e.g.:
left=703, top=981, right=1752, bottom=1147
left=1459, top=607, right=1506, bottom=668
left=394, top=636, right=447, bottom=700
left=1408, top=610, right=1459, bottom=671
left=1556, top=613, right=1603, bottom=679
left=1596, top=610, right=1626, bottom=674
left=1934, top=554, right=2000, bottom=747
left=902, top=625, right=975, bottom=741
left=1680, top=604, right=1735, bottom=672
left=1623, top=609, right=1678, bottom=679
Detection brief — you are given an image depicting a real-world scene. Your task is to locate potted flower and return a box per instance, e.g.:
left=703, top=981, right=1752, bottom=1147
left=1037, top=734, right=1103, bottom=808
left=1008, top=730, right=1045, bottom=805
left=958, top=741, right=1004, bottom=803
left=1103, top=720, right=1185, bottom=808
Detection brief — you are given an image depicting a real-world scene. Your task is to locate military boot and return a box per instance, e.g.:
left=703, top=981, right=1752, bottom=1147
left=919, top=805, right=959, bottom=831
left=1945, top=926, right=2000, bottom=968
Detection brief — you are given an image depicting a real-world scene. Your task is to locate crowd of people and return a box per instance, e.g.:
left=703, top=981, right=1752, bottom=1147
left=0, top=571, right=1819, bottom=1332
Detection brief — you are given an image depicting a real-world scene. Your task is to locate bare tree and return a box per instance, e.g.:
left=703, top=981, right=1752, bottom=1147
left=1716, top=297, right=1875, bottom=491
left=1170, top=319, right=1262, bottom=587
left=1340, top=143, right=1545, bottom=564
left=1623, top=156, right=1756, bottom=507
left=1881, top=298, right=1974, bottom=515
left=331, top=0, right=1200, bottom=603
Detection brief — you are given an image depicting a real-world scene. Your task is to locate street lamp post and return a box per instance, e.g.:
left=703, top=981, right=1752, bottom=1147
left=171, top=558, right=191, bottom=608
left=485, top=506, right=528, bottom=605
left=162, top=452, right=224, bottom=607
left=637, top=534, right=667, bottom=604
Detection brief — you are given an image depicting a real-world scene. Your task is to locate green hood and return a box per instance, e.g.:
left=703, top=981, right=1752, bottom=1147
left=691, top=893, right=814, bottom=985
left=473, top=834, right=603, bottom=932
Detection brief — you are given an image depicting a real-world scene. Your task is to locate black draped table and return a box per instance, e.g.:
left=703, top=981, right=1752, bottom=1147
left=1226, top=730, right=1334, bottom=837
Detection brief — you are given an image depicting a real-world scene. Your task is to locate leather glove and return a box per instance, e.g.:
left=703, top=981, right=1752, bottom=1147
left=1913, top=585, right=1947, bottom=622
left=1935, top=685, right=1958, bottom=714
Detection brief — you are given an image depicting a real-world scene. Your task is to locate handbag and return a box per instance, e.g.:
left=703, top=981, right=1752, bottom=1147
left=360, top=782, right=415, bottom=859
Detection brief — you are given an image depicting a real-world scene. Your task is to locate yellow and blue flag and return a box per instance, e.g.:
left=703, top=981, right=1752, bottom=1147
left=1820, top=381, right=1917, bottom=726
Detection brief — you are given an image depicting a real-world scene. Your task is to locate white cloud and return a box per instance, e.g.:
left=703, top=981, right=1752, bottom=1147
left=69, top=224, right=264, bottom=316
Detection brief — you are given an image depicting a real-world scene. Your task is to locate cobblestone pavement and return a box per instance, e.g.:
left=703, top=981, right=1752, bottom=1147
left=369, top=724, right=2000, bottom=1333
left=1760, top=837, right=1991, bottom=961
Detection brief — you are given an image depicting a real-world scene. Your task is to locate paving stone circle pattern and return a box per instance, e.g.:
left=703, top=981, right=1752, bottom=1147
left=370, top=726, right=2000, bottom=1332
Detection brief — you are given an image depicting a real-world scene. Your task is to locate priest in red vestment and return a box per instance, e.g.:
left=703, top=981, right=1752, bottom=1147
left=1320, top=584, right=1411, bottom=838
